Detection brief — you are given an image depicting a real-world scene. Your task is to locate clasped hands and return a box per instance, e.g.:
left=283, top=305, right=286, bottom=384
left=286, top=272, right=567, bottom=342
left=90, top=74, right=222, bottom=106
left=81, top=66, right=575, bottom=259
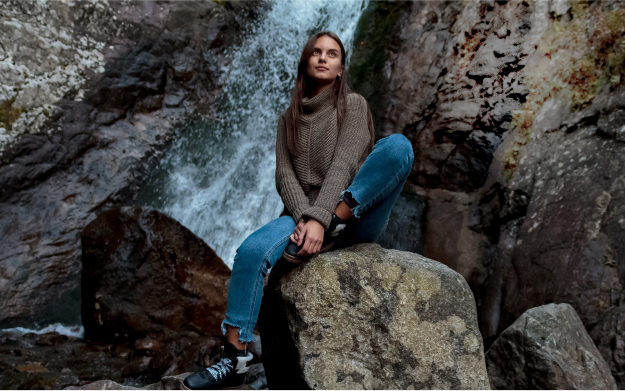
left=289, top=218, right=325, bottom=256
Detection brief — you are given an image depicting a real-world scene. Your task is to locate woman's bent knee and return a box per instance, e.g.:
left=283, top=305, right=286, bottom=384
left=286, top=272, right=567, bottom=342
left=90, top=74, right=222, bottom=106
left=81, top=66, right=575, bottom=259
left=233, top=237, right=269, bottom=271
left=388, top=134, right=413, bottom=159
left=378, top=133, right=414, bottom=171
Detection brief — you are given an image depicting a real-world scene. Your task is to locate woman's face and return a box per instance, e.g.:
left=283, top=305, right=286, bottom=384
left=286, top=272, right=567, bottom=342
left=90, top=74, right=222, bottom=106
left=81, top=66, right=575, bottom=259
left=306, top=36, right=343, bottom=86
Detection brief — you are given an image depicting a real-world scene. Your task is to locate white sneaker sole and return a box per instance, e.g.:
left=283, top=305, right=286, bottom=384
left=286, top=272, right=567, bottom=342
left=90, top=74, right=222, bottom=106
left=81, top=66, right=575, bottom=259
left=181, top=382, right=243, bottom=390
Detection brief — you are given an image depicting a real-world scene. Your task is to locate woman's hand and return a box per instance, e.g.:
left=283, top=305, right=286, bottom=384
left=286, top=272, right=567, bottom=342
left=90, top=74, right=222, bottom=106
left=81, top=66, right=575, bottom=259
left=296, top=220, right=325, bottom=256
left=290, top=219, right=307, bottom=244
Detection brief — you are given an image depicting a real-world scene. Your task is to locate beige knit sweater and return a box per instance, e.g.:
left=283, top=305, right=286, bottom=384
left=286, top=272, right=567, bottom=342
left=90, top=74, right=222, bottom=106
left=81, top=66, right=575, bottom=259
left=275, top=86, right=371, bottom=230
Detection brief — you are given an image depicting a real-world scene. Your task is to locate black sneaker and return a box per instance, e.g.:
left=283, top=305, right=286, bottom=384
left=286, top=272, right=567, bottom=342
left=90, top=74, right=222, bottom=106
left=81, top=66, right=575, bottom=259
left=282, top=213, right=348, bottom=264
left=182, top=342, right=253, bottom=390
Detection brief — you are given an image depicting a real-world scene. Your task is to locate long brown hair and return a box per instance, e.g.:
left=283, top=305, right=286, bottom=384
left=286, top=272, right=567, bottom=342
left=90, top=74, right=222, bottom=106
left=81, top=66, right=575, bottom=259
left=284, top=31, right=376, bottom=157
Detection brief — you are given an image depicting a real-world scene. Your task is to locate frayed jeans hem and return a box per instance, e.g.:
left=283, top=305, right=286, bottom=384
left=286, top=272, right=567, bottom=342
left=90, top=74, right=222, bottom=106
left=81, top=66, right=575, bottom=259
left=220, top=319, right=257, bottom=343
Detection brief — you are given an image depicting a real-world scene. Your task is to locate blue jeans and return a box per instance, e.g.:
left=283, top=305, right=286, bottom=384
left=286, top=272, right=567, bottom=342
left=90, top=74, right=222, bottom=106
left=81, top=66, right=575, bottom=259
left=221, top=133, right=414, bottom=342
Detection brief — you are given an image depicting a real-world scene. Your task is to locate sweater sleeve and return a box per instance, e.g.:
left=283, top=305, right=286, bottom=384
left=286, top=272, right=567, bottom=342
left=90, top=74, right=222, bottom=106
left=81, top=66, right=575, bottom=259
left=275, top=111, right=310, bottom=222
left=301, top=94, right=371, bottom=230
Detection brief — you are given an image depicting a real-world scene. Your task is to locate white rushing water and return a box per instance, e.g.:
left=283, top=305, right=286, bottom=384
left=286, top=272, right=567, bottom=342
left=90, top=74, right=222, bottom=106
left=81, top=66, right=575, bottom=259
left=2, top=323, right=84, bottom=339
left=139, top=0, right=368, bottom=268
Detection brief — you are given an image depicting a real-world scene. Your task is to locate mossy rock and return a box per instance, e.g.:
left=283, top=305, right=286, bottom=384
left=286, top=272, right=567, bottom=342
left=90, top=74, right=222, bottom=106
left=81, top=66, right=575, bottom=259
left=258, top=243, right=490, bottom=390
left=349, top=1, right=411, bottom=136
left=0, top=97, right=27, bottom=131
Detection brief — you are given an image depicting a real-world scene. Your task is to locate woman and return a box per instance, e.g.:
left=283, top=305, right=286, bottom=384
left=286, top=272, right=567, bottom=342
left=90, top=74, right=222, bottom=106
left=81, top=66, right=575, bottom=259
left=183, top=31, right=413, bottom=390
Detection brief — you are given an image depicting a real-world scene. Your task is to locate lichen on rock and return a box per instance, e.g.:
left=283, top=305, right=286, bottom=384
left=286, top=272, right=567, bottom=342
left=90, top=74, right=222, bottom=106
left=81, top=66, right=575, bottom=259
left=0, top=0, right=112, bottom=149
left=259, top=243, right=490, bottom=390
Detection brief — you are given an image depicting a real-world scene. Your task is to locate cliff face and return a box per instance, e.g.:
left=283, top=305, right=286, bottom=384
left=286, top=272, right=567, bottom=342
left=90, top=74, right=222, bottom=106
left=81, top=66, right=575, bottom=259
left=0, top=0, right=264, bottom=328
left=350, top=0, right=625, bottom=384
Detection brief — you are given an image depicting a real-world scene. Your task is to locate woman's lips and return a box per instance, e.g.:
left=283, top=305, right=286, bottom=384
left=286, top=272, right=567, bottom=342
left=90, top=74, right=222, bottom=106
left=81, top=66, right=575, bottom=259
left=316, top=67, right=328, bottom=71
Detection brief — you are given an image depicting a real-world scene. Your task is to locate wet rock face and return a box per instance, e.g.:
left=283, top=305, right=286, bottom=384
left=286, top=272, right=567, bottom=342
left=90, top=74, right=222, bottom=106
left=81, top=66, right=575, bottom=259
left=351, top=0, right=522, bottom=193
left=0, top=0, right=259, bottom=194
left=0, top=1, right=111, bottom=147
left=348, top=1, right=414, bottom=139
left=590, top=306, right=625, bottom=387
left=0, top=0, right=263, bottom=328
left=485, top=304, right=616, bottom=390
left=375, top=185, right=426, bottom=254
left=258, top=243, right=490, bottom=390
left=478, top=83, right=625, bottom=369
left=81, top=206, right=231, bottom=342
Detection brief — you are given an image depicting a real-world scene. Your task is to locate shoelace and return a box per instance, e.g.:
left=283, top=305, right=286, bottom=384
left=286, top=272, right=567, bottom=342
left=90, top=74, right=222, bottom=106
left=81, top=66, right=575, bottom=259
left=206, top=358, right=233, bottom=380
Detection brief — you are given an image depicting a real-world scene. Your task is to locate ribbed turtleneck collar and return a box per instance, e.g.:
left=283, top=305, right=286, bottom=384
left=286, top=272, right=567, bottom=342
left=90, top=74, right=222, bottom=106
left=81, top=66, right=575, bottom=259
left=301, top=86, right=335, bottom=114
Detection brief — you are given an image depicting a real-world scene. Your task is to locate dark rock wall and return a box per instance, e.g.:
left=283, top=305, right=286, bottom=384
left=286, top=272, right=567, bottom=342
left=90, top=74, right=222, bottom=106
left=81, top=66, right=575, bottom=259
left=350, top=0, right=625, bottom=385
left=350, top=0, right=521, bottom=193
left=375, top=183, right=426, bottom=254
left=348, top=1, right=414, bottom=139
left=0, top=0, right=264, bottom=328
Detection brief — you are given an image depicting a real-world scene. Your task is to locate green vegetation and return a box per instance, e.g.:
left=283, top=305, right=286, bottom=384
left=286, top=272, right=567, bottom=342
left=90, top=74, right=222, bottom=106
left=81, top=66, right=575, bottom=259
left=0, top=97, right=27, bottom=131
left=348, top=1, right=410, bottom=134
left=503, top=0, right=625, bottom=180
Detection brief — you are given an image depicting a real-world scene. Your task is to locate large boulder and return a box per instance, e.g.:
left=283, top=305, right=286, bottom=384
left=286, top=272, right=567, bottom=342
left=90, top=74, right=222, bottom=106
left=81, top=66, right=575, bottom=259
left=485, top=303, right=616, bottom=389
left=81, top=206, right=230, bottom=342
left=258, top=243, right=490, bottom=390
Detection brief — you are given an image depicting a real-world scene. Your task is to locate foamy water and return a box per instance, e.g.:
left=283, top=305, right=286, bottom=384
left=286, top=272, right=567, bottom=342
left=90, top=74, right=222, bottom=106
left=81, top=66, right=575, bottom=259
left=2, top=323, right=84, bottom=339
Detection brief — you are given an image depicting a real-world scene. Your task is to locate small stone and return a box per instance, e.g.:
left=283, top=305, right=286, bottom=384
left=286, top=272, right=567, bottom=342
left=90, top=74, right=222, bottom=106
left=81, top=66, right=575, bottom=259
left=36, top=332, right=68, bottom=346
left=134, top=337, right=164, bottom=352
left=16, top=363, right=48, bottom=373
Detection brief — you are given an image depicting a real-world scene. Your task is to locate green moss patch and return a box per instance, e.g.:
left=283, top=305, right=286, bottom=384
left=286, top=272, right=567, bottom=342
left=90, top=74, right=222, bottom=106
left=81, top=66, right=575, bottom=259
left=349, top=1, right=410, bottom=133
left=0, top=97, right=27, bottom=131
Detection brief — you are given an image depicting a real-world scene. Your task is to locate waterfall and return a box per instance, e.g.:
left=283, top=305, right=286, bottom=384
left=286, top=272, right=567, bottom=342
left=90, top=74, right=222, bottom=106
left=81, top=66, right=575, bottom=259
left=138, top=0, right=368, bottom=268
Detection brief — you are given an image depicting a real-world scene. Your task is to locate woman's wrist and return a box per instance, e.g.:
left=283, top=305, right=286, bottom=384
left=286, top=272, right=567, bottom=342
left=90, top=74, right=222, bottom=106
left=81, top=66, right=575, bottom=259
left=306, top=218, right=323, bottom=228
